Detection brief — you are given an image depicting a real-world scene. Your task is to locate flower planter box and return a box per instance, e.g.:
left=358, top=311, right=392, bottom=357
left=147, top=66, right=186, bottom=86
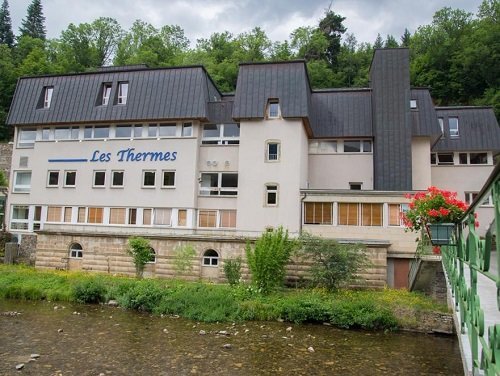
left=427, top=223, right=455, bottom=246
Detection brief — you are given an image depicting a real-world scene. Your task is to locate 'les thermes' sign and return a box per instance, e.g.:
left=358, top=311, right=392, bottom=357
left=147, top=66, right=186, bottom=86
left=91, top=148, right=177, bottom=162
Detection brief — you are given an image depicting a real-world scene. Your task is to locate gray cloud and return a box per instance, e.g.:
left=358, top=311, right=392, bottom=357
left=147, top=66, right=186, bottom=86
left=10, top=0, right=483, bottom=46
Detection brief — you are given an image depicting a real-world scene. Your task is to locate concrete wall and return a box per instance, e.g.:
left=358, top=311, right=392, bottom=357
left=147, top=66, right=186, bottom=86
left=411, top=137, right=432, bottom=190
left=308, top=154, right=373, bottom=189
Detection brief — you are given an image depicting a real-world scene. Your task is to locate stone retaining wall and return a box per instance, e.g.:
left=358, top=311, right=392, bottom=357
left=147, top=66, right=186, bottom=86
left=0, top=143, right=12, bottom=178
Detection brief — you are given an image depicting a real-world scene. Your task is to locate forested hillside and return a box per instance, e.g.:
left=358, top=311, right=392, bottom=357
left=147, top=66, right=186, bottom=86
left=0, top=0, right=498, bottom=140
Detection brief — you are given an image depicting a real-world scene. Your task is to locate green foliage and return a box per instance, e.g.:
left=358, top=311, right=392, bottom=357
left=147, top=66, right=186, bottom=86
left=19, top=0, right=46, bottom=40
left=172, top=244, right=196, bottom=275
left=299, top=233, right=369, bottom=291
left=127, top=236, right=154, bottom=278
left=73, top=278, right=106, bottom=303
left=246, top=226, right=298, bottom=294
left=117, top=279, right=166, bottom=311
left=0, top=169, right=7, bottom=186
left=223, top=257, right=242, bottom=286
left=0, top=0, right=14, bottom=47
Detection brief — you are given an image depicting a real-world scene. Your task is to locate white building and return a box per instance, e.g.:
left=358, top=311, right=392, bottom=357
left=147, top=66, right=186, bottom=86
left=6, top=49, right=500, bottom=287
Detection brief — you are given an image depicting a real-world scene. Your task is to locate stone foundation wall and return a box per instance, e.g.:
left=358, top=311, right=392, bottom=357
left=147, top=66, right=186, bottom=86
left=0, top=143, right=13, bottom=178
left=35, top=232, right=388, bottom=288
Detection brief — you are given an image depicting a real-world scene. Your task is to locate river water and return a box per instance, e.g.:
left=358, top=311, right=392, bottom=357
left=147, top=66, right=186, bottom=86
left=0, top=300, right=463, bottom=375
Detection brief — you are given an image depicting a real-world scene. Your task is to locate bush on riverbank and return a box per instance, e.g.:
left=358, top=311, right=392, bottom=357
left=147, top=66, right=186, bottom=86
left=0, top=265, right=448, bottom=331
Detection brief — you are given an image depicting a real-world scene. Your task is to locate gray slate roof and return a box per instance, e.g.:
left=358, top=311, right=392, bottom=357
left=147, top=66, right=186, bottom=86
left=410, top=88, right=442, bottom=144
left=7, top=66, right=221, bottom=125
left=310, top=89, right=372, bottom=137
left=207, top=100, right=234, bottom=124
left=432, top=107, right=500, bottom=153
left=232, top=61, right=311, bottom=119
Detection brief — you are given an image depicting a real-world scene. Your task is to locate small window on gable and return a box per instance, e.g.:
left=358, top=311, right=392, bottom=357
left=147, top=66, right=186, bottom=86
left=117, top=82, right=128, bottom=105
left=102, top=83, right=112, bottom=105
left=449, top=117, right=459, bottom=137
left=43, top=86, right=53, bottom=108
left=410, top=100, right=417, bottom=109
left=266, top=141, right=280, bottom=162
left=267, top=99, right=280, bottom=119
left=438, top=118, right=444, bottom=137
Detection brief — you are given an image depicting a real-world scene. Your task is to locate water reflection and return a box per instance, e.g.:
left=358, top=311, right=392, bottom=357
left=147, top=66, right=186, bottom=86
left=0, top=300, right=462, bottom=375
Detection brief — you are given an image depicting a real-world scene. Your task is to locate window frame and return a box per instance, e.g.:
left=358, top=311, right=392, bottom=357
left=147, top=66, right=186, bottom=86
left=111, top=170, right=124, bottom=188
left=437, top=153, right=454, bottom=165
left=202, top=249, right=219, bottom=267
left=93, top=170, right=106, bottom=188
left=142, top=170, right=156, bottom=188
left=13, top=170, right=32, bottom=193
left=267, top=99, right=280, bottom=119
left=199, top=172, right=238, bottom=196
left=69, top=243, right=83, bottom=259
left=47, top=170, right=60, bottom=187
left=10, top=205, right=29, bottom=231
left=201, top=123, right=240, bottom=145
left=182, top=122, right=193, bottom=137
left=304, top=202, right=333, bottom=225
left=117, top=82, right=128, bottom=105
left=64, top=170, right=77, bottom=187
left=449, top=117, right=459, bottom=138
left=265, top=184, right=279, bottom=206
left=17, top=128, right=37, bottom=148
left=102, top=83, right=112, bottom=106
left=43, top=86, right=54, bottom=108
left=266, top=140, right=281, bottom=162
left=162, top=170, right=176, bottom=188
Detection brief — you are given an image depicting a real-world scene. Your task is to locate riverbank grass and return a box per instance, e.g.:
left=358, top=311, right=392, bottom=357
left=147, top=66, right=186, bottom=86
left=0, top=265, right=448, bottom=330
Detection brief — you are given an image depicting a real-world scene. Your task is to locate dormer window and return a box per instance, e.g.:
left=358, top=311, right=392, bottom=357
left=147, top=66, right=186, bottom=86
left=102, top=83, right=112, bottom=105
left=438, top=118, right=444, bottom=137
left=43, top=86, right=53, bottom=108
left=117, top=82, right=128, bottom=105
left=449, top=117, right=459, bottom=137
left=267, top=99, right=280, bottom=119
left=410, top=100, right=417, bottom=109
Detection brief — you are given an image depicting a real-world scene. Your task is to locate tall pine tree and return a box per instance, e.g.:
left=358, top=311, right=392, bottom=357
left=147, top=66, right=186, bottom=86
left=0, top=0, right=14, bottom=47
left=19, top=0, right=46, bottom=40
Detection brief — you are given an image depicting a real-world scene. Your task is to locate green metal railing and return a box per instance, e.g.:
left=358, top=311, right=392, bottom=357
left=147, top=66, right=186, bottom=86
left=441, top=163, right=500, bottom=375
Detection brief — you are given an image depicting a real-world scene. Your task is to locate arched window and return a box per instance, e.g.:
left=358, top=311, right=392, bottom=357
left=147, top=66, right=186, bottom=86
left=202, top=249, right=219, bottom=267
left=146, top=247, right=156, bottom=263
left=69, top=243, right=83, bottom=258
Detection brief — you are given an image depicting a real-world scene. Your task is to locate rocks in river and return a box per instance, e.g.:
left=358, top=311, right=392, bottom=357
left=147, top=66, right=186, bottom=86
left=1, top=311, right=21, bottom=316
left=30, top=354, right=40, bottom=359
left=199, top=330, right=206, bottom=335
left=307, top=346, right=315, bottom=353
left=58, top=328, right=63, bottom=333
left=222, top=343, right=232, bottom=349
left=163, top=328, right=169, bottom=334
left=16, top=363, right=24, bottom=370
left=217, top=330, right=230, bottom=336
left=107, top=300, right=118, bottom=307
left=286, top=326, right=292, bottom=332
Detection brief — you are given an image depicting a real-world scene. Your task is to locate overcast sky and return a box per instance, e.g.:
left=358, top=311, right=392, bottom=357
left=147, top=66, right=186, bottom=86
left=10, top=0, right=484, bottom=46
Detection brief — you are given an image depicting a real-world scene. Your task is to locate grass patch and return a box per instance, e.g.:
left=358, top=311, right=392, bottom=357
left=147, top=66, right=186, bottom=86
left=0, top=264, right=449, bottom=331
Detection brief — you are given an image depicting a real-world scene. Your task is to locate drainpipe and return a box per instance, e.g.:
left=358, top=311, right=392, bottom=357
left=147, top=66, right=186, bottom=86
left=300, top=191, right=307, bottom=235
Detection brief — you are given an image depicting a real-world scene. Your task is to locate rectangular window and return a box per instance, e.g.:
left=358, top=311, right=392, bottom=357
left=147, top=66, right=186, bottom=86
left=154, top=208, right=172, bottom=226
left=338, top=203, right=358, bottom=226
left=459, top=153, right=468, bottom=165
left=133, top=124, right=143, bottom=138
left=93, top=171, right=106, bottom=187
left=449, top=117, right=459, bottom=137
left=77, top=207, right=86, bottom=223
left=143, top=171, right=156, bottom=188
left=71, top=127, right=79, bottom=139
left=143, top=208, right=152, bottom=225
left=438, top=118, right=444, bottom=137
left=118, top=82, right=128, bottom=105
left=33, top=206, right=42, bottom=230
left=198, top=210, right=217, bottom=228
left=13, top=171, right=31, bottom=193
left=162, top=171, right=175, bottom=188
left=47, top=206, right=62, bottom=222
left=10, top=205, right=29, bottom=230
left=266, top=185, right=278, bottom=206
left=128, top=208, right=137, bottom=225
left=267, top=99, right=280, bottom=118
left=148, top=124, right=158, bottom=137
left=344, top=141, right=360, bottom=153
left=219, top=210, right=236, bottom=228
left=361, top=203, right=383, bottom=226
left=42, top=127, right=52, bottom=140
left=84, top=126, right=93, bottom=139
left=102, top=83, right=112, bottom=105
left=410, top=100, right=417, bottom=109
left=470, top=153, right=488, bottom=165
left=111, top=171, right=124, bottom=187
left=54, top=127, right=71, bottom=140
left=309, top=140, right=337, bottom=154
left=115, top=125, right=132, bottom=138
left=349, top=183, right=362, bottom=190
left=109, top=208, right=126, bottom=225
left=178, top=209, right=187, bottom=226
left=64, top=171, right=77, bottom=187
left=304, top=202, right=332, bottom=225
left=266, top=142, right=280, bottom=161
left=389, top=204, right=409, bottom=226
left=201, top=123, right=240, bottom=145
left=200, top=173, right=238, bottom=196
left=64, top=207, right=72, bottom=223
left=94, top=126, right=109, bottom=139
left=182, top=122, right=192, bottom=137
left=17, top=128, right=37, bottom=148
left=437, top=153, right=454, bottom=165
left=43, top=86, right=54, bottom=108
left=158, top=123, right=177, bottom=137
left=87, top=207, right=104, bottom=224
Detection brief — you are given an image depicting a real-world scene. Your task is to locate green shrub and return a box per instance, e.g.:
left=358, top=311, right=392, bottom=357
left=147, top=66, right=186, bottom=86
left=299, top=233, right=370, bottom=291
left=246, top=227, right=298, bottom=294
left=223, top=257, right=242, bottom=286
left=278, top=295, right=330, bottom=323
left=117, top=279, right=165, bottom=311
left=173, top=244, right=196, bottom=275
left=329, top=300, right=398, bottom=330
left=127, top=237, right=154, bottom=278
left=73, top=279, right=106, bottom=304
